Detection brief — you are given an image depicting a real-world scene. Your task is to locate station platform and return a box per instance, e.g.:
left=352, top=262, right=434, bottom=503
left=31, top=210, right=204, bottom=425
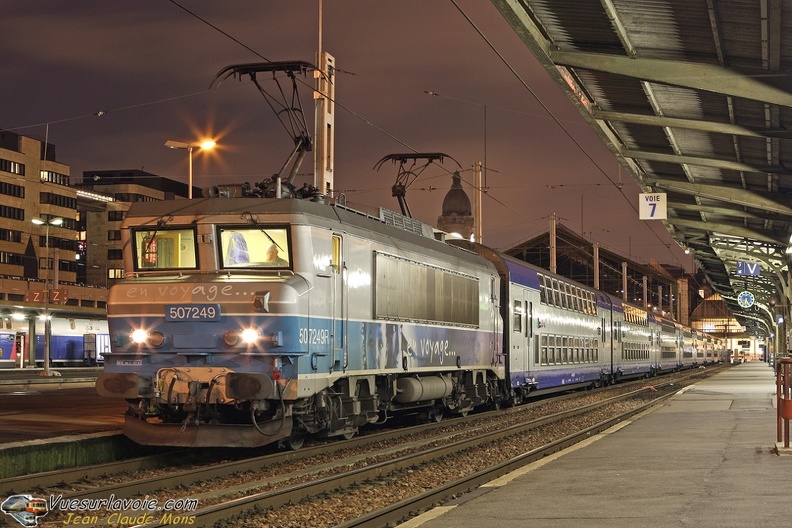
left=402, top=361, right=789, bottom=528
left=0, top=366, right=99, bottom=392
left=0, top=368, right=125, bottom=444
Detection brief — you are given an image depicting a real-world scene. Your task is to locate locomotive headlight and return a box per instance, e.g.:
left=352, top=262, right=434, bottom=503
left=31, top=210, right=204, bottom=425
left=130, top=328, right=165, bottom=347
left=131, top=328, right=149, bottom=344
left=222, top=328, right=260, bottom=347
left=240, top=327, right=260, bottom=345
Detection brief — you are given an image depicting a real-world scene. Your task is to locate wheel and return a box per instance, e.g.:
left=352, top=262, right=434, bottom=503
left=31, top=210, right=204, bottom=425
left=283, top=431, right=306, bottom=451
left=342, top=431, right=356, bottom=440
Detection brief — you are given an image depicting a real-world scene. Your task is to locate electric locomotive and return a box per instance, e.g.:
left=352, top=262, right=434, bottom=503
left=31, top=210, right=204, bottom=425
left=96, top=197, right=506, bottom=448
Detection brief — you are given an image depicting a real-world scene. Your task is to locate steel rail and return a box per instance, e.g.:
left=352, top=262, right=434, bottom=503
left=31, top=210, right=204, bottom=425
left=134, top=386, right=679, bottom=528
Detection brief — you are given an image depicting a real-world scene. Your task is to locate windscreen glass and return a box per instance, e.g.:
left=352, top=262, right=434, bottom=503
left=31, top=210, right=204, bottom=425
left=133, top=228, right=198, bottom=270
left=219, top=226, right=290, bottom=269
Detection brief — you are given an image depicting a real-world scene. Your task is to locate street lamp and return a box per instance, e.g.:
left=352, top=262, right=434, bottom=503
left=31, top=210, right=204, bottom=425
left=31, top=214, right=63, bottom=376
left=164, top=139, right=216, bottom=199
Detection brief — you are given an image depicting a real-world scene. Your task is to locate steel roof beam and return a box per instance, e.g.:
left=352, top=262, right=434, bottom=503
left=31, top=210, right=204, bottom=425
left=592, top=110, right=792, bottom=140
left=645, top=179, right=792, bottom=215
left=550, top=50, right=792, bottom=107
left=624, top=149, right=789, bottom=174
left=667, top=201, right=784, bottom=222
left=668, top=218, right=787, bottom=246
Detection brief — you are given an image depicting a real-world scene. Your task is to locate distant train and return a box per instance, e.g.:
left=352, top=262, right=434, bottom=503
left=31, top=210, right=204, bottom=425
left=95, top=194, right=727, bottom=448
left=0, top=317, right=109, bottom=368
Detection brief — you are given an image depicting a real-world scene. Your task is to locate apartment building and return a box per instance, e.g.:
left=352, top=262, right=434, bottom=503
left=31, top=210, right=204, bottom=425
left=0, top=132, right=189, bottom=366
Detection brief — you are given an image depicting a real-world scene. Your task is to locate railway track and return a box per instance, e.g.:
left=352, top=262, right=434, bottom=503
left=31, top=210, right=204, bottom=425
left=9, top=366, right=725, bottom=528
left=152, top=382, right=679, bottom=527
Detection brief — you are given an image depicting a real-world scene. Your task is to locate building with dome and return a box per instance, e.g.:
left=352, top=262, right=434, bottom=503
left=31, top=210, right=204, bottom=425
left=437, top=172, right=474, bottom=240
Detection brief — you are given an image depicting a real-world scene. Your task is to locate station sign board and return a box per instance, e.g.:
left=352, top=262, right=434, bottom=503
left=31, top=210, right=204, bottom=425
left=735, top=261, right=761, bottom=276
left=639, top=193, right=667, bottom=220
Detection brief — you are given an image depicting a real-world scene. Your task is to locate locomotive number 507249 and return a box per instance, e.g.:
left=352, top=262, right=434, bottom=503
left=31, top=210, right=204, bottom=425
left=165, top=304, right=221, bottom=321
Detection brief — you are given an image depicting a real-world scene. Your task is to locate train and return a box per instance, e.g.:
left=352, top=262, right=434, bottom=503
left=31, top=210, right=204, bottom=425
left=0, top=317, right=110, bottom=368
left=95, top=193, right=727, bottom=448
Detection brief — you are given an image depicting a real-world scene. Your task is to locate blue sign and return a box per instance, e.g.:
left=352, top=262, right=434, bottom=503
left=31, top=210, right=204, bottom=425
left=736, top=261, right=760, bottom=276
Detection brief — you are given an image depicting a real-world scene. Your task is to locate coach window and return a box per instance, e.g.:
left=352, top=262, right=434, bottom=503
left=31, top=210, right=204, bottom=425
left=555, top=281, right=563, bottom=307
left=541, top=335, right=548, bottom=364
left=513, top=300, right=522, bottom=333
left=551, top=278, right=561, bottom=307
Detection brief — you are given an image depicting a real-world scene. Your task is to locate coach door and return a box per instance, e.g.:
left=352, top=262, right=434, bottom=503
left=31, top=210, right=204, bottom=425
left=509, top=284, right=530, bottom=374
left=330, top=234, right=348, bottom=371
left=491, top=276, right=502, bottom=367
left=600, top=295, right=615, bottom=382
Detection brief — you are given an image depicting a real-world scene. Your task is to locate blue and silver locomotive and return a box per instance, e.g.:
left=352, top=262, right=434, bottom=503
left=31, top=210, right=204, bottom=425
left=97, top=197, right=506, bottom=447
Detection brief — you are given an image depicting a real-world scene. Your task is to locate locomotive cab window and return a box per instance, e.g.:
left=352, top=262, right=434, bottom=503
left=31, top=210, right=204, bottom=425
left=218, top=226, right=290, bottom=269
left=133, top=227, right=197, bottom=271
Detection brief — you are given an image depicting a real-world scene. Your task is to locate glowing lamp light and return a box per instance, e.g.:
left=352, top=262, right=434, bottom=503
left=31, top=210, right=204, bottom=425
left=130, top=328, right=165, bottom=347
left=241, top=328, right=260, bottom=345
left=131, top=328, right=149, bottom=344
left=164, top=139, right=217, bottom=199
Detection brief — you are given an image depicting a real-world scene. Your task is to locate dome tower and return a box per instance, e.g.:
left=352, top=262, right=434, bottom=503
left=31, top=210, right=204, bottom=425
left=437, top=172, right=474, bottom=240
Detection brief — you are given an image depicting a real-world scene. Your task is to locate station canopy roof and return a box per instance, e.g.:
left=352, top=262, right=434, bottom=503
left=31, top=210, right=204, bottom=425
left=492, top=0, right=792, bottom=337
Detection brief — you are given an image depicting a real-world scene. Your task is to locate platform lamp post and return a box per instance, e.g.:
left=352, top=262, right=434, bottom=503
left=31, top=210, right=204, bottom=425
left=31, top=214, right=63, bottom=376
left=164, top=139, right=216, bottom=199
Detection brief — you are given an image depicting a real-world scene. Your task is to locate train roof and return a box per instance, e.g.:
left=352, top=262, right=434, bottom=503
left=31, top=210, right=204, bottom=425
left=124, top=196, right=352, bottom=223
left=122, top=197, right=496, bottom=270
left=450, top=239, right=682, bottom=316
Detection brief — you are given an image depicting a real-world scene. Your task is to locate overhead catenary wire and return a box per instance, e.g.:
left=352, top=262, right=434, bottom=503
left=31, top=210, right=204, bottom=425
left=8, top=2, right=684, bottom=267
left=447, top=0, right=684, bottom=266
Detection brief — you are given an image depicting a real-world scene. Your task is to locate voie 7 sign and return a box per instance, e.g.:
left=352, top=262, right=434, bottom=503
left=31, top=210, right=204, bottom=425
left=639, top=193, right=667, bottom=220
